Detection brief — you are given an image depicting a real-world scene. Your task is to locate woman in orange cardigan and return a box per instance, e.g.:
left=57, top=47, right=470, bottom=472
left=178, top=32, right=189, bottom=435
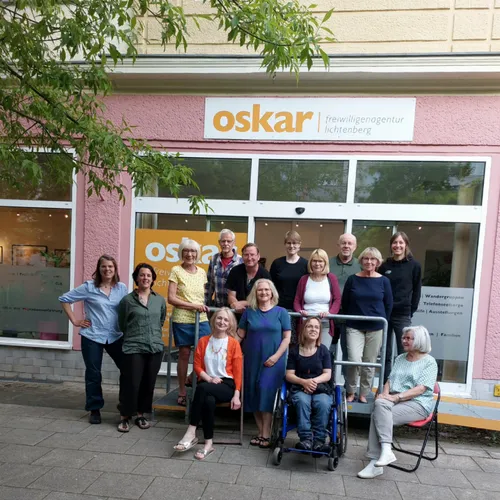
left=174, top=308, right=242, bottom=460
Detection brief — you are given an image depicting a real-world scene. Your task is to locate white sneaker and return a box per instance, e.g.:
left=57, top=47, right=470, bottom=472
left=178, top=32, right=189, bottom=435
left=358, top=460, right=384, bottom=479
left=375, top=445, right=397, bottom=467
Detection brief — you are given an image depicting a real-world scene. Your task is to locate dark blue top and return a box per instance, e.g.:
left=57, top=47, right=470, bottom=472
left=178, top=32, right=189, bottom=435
left=341, top=275, right=393, bottom=331
left=286, top=344, right=332, bottom=380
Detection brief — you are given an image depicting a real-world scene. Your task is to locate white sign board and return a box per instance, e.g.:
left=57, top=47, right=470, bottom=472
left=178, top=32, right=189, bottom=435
left=412, top=286, right=473, bottom=362
left=204, top=98, right=416, bottom=141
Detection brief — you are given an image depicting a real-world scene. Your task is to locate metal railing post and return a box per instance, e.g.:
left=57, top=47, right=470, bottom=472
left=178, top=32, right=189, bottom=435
left=166, top=316, right=173, bottom=394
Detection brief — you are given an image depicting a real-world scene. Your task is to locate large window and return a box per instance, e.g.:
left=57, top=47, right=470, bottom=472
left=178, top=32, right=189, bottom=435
left=354, top=220, right=480, bottom=384
left=355, top=161, right=485, bottom=205
left=258, top=159, right=348, bottom=202
left=0, top=154, right=74, bottom=345
left=158, top=157, right=252, bottom=200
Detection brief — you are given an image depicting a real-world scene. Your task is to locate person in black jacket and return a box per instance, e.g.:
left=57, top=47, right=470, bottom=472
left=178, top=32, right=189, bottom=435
left=378, top=232, right=422, bottom=382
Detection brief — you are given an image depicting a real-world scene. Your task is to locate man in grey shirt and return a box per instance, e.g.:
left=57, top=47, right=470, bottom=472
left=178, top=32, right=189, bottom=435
left=329, top=234, right=362, bottom=374
left=329, top=233, right=362, bottom=292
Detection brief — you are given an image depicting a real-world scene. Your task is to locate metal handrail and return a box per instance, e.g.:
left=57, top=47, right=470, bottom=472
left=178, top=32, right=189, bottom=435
left=165, top=307, right=388, bottom=398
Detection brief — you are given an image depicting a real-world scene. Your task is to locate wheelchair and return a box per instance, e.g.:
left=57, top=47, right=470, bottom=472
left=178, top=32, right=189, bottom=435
left=270, top=377, right=348, bottom=471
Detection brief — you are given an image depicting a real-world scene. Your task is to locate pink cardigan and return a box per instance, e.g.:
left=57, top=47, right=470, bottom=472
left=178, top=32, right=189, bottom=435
left=293, top=273, right=342, bottom=342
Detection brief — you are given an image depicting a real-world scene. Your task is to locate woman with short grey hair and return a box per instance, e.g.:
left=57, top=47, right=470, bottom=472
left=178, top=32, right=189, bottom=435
left=168, top=238, right=210, bottom=406
left=358, top=325, right=438, bottom=479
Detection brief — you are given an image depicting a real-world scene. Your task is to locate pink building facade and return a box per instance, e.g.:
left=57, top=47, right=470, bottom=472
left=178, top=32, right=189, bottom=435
left=1, top=59, right=500, bottom=402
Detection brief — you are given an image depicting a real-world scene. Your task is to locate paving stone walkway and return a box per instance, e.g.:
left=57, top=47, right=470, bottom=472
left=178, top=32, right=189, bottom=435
left=0, top=380, right=499, bottom=500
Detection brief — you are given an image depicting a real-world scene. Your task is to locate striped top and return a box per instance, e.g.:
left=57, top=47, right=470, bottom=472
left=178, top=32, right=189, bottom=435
left=389, top=353, right=438, bottom=414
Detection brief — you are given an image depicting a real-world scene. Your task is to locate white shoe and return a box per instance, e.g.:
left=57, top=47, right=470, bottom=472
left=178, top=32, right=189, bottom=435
left=375, top=444, right=397, bottom=467
left=358, top=460, right=384, bottom=479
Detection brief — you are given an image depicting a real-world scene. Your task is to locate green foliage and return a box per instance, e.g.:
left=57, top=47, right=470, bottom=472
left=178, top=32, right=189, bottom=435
left=0, top=0, right=335, bottom=207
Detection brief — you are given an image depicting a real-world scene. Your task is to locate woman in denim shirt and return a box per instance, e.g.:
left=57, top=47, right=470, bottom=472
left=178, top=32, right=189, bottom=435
left=59, top=254, right=128, bottom=424
left=117, top=263, right=166, bottom=432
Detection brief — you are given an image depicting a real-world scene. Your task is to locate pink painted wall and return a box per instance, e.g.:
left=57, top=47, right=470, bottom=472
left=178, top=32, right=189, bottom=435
left=72, top=174, right=132, bottom=350
left=76, top=94, right=500, bottom=379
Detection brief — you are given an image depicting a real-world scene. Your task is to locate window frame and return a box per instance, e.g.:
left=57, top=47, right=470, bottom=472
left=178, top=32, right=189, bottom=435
left=132, top=152, right=491, bottom=397
left=0, top=148, right=77, bottom=350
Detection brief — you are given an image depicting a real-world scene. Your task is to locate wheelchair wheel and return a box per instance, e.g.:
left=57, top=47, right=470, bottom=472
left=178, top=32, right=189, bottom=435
left=328, top=456, right=339, bottom=471
left=270, top=388, right=284, bottom=447
left=272, top=447, right=283, bottom=466
left=337, top=388, right=348, bottom=456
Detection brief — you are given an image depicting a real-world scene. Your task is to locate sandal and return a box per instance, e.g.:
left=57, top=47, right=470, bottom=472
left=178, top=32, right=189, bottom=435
left=250, top=436, right=263, bottom=447
left=194, top=448, right=215, bottom=461
left=346, top=393, right=356, bottom=403
left=177, top=395, right=187, bottom=407
left=173, top=437, right=199, bottom=452
left=117, top=418, right=130, bottom=433
left=259, top=437, right=271, bottom=449
left=135, top=416, right=150, bottom=429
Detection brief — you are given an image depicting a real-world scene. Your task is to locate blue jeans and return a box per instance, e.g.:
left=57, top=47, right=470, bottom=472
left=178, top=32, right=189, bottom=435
left=81, top=336, right=124, bottom=411
left=291, top=391, right=333, bottom=443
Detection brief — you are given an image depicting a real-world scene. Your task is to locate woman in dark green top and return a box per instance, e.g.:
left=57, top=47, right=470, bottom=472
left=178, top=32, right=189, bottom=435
left=117, top=263, right=166, bottom=432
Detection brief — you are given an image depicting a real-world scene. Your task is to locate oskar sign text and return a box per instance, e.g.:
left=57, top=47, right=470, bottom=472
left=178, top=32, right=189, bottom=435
left=204, top=97, right=416, bottom=142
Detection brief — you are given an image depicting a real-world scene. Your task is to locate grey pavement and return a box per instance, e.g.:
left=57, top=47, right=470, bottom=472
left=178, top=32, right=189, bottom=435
left=0, top=380, right=499, bottom=500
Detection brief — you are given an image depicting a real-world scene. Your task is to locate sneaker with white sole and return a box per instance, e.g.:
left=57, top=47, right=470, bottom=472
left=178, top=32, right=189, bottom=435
left=358, top=461, right=384, bottom=479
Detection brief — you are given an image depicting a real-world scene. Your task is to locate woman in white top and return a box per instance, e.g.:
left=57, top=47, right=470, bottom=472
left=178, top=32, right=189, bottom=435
left=293, top=249, right=341, bottom=349
left=173, top=308, right=242, bottom=460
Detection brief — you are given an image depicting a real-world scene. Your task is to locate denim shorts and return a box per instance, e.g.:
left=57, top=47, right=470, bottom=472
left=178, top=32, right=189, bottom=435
left=172, top=321, right=210, bottom=347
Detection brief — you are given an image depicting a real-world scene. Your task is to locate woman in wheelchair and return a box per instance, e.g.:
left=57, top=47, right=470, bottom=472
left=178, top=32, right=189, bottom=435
left=358, top=325, right=438, bottom=479
left=173, top=308, right=242, bottom=460
left=285, top=316, right=333, bottom=452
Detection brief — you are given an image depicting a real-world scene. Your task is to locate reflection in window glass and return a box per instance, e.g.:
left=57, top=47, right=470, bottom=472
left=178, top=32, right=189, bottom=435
left=258, top=159, right=348, bottom=202
left=136, top=213, right=248, bottom=235
left=157, top=158, right=252, bottom=200
left=355, top=161, right=485, bottom=205
left=256, top=219, right=345, bottom=270
left=352, top=222, right=394, bottom=259
left=0, top=207, right=71, bottom=341
left=0, top=153, right=73, bottom=201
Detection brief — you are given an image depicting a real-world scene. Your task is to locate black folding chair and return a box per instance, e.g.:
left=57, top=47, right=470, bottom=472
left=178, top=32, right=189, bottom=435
left=388, top=382, right=440, bottom=472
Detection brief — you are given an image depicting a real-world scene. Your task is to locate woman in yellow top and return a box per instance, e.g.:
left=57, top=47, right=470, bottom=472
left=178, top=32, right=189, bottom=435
left=168, top=239, right=210, bottom=406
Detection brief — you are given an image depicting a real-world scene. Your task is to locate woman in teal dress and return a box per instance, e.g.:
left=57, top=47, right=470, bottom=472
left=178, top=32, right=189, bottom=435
left=237, top=278, right=291, bottom=449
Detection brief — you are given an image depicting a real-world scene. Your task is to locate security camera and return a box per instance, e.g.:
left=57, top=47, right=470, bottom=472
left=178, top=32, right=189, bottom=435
left=295, top=207, right=305, bottom=215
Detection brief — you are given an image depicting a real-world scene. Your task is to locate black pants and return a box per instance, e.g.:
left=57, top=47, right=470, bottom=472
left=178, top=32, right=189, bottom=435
left=120, top=352, right=163, bottom=416
left=383, top=314, right=411, bottom=383
left=190, top=379, right=235, bottom=439
left=81, top=336, right=124, bottom=411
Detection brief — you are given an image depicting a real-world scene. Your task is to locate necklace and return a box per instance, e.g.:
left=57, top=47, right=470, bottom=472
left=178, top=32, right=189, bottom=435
left=210, top=337, right=227, bottom=355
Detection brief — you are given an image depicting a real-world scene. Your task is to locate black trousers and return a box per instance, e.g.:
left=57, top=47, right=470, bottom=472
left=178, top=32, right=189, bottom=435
left=120, top=352, right=163, bottom=416
left=190, top=379, right=235, bottom=439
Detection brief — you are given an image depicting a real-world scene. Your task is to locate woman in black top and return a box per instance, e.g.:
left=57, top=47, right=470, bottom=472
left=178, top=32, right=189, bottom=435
left=378, top=232, right=422, bottom=382
left=270, top=230, right=308, bottom=343
left=286, top=317, right=333, bottom=452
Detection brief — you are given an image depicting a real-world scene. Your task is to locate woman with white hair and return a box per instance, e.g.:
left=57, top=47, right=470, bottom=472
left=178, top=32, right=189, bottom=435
left=358, top=325, right=438, bottom=479
left=168, top=238, right=210, bottom=406
left=237, top=278, right=291, bottom=449
left=342, top=247, right=393, bottom=403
